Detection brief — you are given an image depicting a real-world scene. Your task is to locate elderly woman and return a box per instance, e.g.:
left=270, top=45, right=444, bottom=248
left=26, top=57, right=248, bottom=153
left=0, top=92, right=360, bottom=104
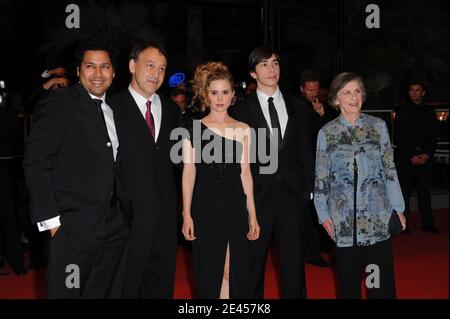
left=314, top=72, right=406, bottom=299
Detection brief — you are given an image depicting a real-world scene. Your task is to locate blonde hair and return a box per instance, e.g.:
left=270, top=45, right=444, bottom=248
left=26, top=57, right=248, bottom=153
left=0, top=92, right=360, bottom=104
left=191, top=62, right=234, bottom=112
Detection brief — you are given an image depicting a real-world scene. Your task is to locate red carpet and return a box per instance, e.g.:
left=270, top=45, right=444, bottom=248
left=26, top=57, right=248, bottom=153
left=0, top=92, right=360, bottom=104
left=0, top=209, right=448, bottom=299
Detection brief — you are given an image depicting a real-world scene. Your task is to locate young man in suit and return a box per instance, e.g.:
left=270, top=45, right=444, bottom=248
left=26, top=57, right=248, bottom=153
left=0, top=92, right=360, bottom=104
left=23, top=39, right=129, bottom=298
left=109, top=41, right=180, bottom=298
left=231, top=46, right=315, bottom=298
left=394, top=80, right=440, bottom=234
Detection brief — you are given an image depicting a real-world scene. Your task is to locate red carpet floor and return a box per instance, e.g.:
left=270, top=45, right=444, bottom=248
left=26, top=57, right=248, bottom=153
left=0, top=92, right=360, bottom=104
left=0, top=209, right=448, bottom=299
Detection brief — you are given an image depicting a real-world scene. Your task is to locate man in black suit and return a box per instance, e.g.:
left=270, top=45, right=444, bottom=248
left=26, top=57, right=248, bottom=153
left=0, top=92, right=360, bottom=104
left=231, top=46, right=315, bottom=298
left=299, top=70, right=338, bottom=132
left=298, top=70, right=336, bottom=268
left=109, top=41, right=180, bottom=298
left=23, top=40, right=128, bottom=298
left=394, top=80, right=439, bottom=234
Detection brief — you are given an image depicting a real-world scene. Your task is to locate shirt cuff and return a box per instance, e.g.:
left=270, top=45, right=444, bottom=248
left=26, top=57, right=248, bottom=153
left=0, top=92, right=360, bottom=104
left=310, top=192, right=314, bottom=200
left=37, top=216, right=61, bottom=232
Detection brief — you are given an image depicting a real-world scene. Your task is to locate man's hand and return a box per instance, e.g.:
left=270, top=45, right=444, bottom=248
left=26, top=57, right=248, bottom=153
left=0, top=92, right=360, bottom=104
left=50, top=226, right=60, bottom=238
left=47, top=67, right=67, bottom=77
left=416, top=154, right=431, bottom=165
left=312, top=99, right=325, bottom=116
left=411, top=154, right=431, bottom=166
left=42, top=77, right=70, bottom=90
left=410, top=155, right=422, bottom=166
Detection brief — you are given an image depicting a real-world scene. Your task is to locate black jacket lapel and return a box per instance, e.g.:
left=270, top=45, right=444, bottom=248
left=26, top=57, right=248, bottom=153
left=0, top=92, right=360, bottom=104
left=73, top=84, right=114, bottom=163
left=280, top=92, right=295, bottom=150
left=249, top=93, right=272, bottom=142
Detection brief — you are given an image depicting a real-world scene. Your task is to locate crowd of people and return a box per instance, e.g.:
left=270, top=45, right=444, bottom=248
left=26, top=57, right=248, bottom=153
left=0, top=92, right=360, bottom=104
left=0, top=37, right=442, bottom=299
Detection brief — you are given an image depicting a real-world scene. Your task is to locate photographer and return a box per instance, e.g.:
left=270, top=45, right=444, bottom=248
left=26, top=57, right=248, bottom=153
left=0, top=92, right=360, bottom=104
left=27, top=66, right=72, bottom=112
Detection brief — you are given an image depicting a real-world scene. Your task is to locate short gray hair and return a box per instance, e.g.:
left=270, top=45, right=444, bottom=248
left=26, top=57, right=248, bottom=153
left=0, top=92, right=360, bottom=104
left=328, top=72, right=366, bottom=108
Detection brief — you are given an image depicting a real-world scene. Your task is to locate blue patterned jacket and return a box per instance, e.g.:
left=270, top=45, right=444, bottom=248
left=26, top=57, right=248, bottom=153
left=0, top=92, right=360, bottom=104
left=314, top=113, right=405, bottom=247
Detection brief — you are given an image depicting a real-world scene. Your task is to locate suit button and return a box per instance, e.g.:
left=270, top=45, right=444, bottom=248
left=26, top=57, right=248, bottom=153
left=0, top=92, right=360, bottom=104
left=156, top=168, right=160, bottom=172
left=155, top=146, right=160, bottom=150
left=106, top=142, right=112, bottom=147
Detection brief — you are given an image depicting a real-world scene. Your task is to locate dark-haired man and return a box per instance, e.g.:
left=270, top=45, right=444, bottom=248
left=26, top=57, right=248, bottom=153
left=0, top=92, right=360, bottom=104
left=395, top=81, right=439, bottom=234
left=170, top=87, right=188, bottom=113
left=299, top=70, right=337, bottom=130
left=232, top=46, right=314, bottom=298
left=298, top=70, right=337, bottom=268
left=23, top=40, right=128, bottom=298
left=109, top=41, right=180, bottom=298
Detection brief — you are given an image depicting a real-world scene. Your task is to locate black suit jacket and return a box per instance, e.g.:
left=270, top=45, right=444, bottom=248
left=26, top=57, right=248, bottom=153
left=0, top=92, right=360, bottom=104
left=23, top=83, right=119, bottom=243
left=109, top=90, right=180, bottom=243
left=231, top=91, right=315, bottom=214
left=394, top=101, right=438, bottom=162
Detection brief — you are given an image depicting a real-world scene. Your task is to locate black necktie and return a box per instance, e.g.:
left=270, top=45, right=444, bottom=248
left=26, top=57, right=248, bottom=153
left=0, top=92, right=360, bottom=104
left=268, top=97, right=282, bottom=144
left=92, top=98, right=111, bottom=144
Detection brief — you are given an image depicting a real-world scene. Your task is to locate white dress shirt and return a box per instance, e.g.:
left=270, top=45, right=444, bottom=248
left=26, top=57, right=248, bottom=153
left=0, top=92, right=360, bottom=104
left=256, top=88, right=288, bottom=137
left=37, top=92, right=119, bottom=232
left=88, top=93, right=119, bottom=161
left=255, top=88, right=312, bottom=199
left=128, top=85, right=162, bottom=141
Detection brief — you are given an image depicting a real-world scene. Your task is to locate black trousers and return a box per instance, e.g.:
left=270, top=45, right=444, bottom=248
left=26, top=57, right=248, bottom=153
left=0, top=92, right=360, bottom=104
left=46, top=205, right=128, bottom=298
left=0, top=160, right=25, bottom=270
left=119, top=223, right=178, bottom=298
left=304, top=201, right=332, bottom=258
left=397, top=160, right=434, bottom=228
left=250, top=198, right=307, bottom=299
left=334, top=238, right=396, bottom=299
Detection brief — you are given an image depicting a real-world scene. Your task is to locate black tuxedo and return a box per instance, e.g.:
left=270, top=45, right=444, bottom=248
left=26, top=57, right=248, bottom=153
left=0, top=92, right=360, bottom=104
left=231, top=91, right=315, bottom=298
left=109, top=89, right=180, bottom=298
left=23, top=83, right=128, bottom=298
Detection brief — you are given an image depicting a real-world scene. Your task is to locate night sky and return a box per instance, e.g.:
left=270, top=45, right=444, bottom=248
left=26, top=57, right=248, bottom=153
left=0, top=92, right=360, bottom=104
left=1, top=0, right=448, bottom=109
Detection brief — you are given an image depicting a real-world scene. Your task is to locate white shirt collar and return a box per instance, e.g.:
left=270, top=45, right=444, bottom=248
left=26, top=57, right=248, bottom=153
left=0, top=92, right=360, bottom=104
left=256, top=87, right=281, bottom=106
left=128, top=85, right=157, bottom=104
left=88, top=92, right=106, bottom=103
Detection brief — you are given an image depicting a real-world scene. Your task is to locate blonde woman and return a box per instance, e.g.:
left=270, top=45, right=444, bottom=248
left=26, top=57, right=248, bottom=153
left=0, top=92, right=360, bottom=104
left=182, top=62, right=260, bottom=299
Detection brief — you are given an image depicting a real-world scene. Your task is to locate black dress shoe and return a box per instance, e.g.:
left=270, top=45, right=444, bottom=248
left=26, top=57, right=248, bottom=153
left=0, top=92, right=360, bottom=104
left=306, top=256, right=331, bottom=268
left=422, top=226, right=441, bottom=234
